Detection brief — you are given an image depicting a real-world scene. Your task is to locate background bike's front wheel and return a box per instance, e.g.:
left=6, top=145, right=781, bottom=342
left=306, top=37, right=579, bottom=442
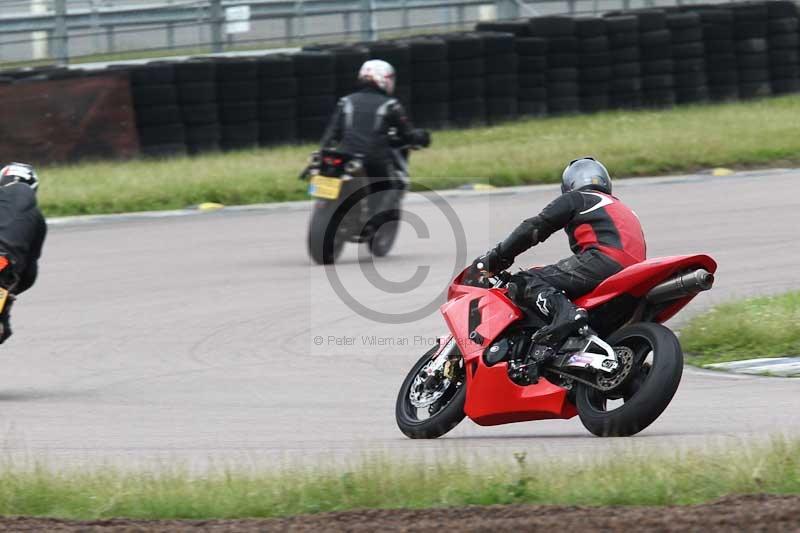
left=395, top=341, right=466, bottom=439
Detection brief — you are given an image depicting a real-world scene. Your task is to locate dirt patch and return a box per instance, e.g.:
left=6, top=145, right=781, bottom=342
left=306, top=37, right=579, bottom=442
left=0, top=494, right=797, bottom=532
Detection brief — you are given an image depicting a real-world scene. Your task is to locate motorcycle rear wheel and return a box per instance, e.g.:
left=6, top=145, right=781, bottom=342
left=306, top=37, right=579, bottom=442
left=368, top=210, right=400, bottom=258
left=395, top=343, right=466, bottom=439
left=575, top=322, right=683, bottom=437
left=307, top=201, right=345, bottom=265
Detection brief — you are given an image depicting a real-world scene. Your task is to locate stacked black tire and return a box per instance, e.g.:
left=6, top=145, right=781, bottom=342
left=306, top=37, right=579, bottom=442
left=699, top=6, right=738, bottom=102
left=575, top=17, right=611, bottom=112
left=175, top=60, right=219, bottom=154
left=732, top=2, right=771, bottom=99
left=638, top=10, right=675, bottom=108
left=516, top=35, right=548, bottom=116
left=216, top=59, right=259, bottom=151
left=479, top=32, right=518, bottom=124
left=767, top=1, right=800, bottom=94
left=293, top=51, right=337, bottom=142
left=475, top=20, right=530, bottom=36
left=408, top=38, right=450, bottom=129
left=130, top=62, right=187, bottom=157
left=667, top=11, right=707, bottom=104
left=531, top=16, right=580, bottom=115
left=443, top=33, right=486, bottom=127
left=605, top=15, right=642, bottom=109
left=258, top=54, right=297, bottom=146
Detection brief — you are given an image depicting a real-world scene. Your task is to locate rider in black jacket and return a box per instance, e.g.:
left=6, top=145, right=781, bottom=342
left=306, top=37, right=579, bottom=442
left=0, top=163, right=46, bottom=344
left=320, top=60, right=429, bottom=213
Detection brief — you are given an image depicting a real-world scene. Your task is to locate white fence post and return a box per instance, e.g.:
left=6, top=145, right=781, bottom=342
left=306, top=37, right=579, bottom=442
left=53, top=0, right=68, bottom=64
left=210, top=0, right=223, bottom=53
left=30, top=0, right=49, bottom=60
left=360, top=0, right=376, bottom=41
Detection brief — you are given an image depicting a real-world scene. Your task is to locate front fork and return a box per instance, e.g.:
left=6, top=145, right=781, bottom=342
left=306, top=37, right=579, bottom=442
left=423, top=336, right=460, bottom=381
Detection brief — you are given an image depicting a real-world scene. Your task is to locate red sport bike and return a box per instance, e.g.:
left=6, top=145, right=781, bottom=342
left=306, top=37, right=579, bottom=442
left=396, top=254, right=717, bottom=438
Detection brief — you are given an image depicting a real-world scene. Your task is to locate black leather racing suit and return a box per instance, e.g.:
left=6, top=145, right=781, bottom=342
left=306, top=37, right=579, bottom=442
left=320, top=86, right=424, bottom=183
left=482, top=189, right=646, bottom=347
left=0, top=182, right=47, bottom=342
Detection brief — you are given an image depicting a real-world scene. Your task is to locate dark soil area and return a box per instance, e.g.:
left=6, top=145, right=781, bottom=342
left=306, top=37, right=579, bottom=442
left=0, top=494, right=797, bottom=532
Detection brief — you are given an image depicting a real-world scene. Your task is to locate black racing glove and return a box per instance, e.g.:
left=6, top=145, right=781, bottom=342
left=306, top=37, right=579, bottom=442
left=412, top=129, right=431, bottom=148
left=473, top=246, right=513, bottom=275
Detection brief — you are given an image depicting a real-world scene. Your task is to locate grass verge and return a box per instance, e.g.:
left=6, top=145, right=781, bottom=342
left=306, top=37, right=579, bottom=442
left=0, top=438, right=797, bottom=519
left=681, top=291, right=800, bottom=366
left=39, top=94, right=800, bottom=217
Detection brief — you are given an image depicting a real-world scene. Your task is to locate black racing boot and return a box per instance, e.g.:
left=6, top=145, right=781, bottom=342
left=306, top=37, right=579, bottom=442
left=529, top=288, right=589, bottom=347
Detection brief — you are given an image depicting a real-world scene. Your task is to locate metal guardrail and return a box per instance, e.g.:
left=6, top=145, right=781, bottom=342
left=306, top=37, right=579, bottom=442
left=0, top=0, right=725, bottom=66
left=0, top=0, right=510, bottom=64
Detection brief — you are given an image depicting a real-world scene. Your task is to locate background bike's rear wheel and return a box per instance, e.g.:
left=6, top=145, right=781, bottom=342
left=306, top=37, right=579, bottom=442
left=575, top=322, right=684, bottom=437
left=368, top=210, right=400, bottom=258
left=307, top=201, right=345, bottom=265
left=395, top=343, right=466, bottom=439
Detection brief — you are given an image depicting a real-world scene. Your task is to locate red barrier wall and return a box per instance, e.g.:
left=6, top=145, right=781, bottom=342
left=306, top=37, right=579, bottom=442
left=0, top=74, right=139, bottom=164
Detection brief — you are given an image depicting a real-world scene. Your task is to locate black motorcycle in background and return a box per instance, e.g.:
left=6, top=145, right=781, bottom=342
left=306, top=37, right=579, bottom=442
left=303, top=133, right=428, bottom=265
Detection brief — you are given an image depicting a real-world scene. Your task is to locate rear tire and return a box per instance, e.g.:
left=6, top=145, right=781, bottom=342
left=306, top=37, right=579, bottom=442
left=307, top=201, right=345, bottom=265
left=576, top=322, right=683, bottom=437
left=396, top=344, right=466, bottom=439
left=368, top=210, right=400, bottom=258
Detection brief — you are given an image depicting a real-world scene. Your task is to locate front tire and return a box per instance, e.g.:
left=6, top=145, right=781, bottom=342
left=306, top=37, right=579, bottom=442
left=576, top=322, right=683, bottom=437
left=395, top=344, right=466, bottom=439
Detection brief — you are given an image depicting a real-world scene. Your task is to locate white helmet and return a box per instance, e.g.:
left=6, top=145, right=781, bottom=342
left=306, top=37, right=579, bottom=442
left=358, top=59, right=396, bottom=95
left=0, top=162, right=38, bottom=191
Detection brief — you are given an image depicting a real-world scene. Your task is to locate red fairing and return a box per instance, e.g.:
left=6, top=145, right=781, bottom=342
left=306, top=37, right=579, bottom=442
left=442, top=273, right=574, bottom=425
left=575, top=254, right=717, bottom=321
left=465, top=366, right=577, bottom=425
left=440, top=287, right=522, bottom=361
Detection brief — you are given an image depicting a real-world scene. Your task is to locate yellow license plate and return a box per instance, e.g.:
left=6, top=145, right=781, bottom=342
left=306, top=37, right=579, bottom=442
left=308, top=175, right=342, bottom=200
left=0, top=288, right=8, bottom=314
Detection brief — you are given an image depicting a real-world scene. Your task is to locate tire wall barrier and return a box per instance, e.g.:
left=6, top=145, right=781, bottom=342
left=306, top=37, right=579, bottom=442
left=2, top=1, right=800, bottom=162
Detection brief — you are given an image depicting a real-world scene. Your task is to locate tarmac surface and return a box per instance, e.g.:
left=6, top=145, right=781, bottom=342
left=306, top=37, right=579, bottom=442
left=2, top=169, right=799, bottom=468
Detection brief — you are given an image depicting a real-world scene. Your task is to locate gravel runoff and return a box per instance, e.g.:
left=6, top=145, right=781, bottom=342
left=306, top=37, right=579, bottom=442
left=0, top=495, right=797, bottom=532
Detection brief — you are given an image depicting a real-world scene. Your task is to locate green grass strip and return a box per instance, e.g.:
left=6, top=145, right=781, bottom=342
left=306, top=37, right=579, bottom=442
left=682, top=291, right=800, bottom=366
left=0, top=438, right=797, bottom=519
left=39, top=94, right=800, bottom=217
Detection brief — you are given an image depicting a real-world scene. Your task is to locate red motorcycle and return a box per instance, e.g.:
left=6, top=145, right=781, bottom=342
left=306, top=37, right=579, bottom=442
left=396, top=254, right=717, bottom=438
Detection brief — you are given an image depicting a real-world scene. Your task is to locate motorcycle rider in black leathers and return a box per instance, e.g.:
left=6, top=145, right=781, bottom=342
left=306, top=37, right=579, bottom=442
left=319, top=59, right=430, bottom=216
left=0, top=163, right=46, bottom=344
left=474, top=158, right=647, bottom=371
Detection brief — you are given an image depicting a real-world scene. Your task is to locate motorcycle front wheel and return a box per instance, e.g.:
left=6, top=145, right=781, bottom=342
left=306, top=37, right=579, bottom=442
left=575, top=322, right=683, bottom=437
left=395, top=342, right=466, bottom=439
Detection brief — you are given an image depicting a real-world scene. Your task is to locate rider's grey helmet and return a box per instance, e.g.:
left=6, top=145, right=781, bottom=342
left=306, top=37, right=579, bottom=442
left=561, top=157, right=612, bottom=195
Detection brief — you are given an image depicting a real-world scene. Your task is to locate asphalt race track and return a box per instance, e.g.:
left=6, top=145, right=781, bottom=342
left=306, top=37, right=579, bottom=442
left=3, top=169, right=799, bottom=468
